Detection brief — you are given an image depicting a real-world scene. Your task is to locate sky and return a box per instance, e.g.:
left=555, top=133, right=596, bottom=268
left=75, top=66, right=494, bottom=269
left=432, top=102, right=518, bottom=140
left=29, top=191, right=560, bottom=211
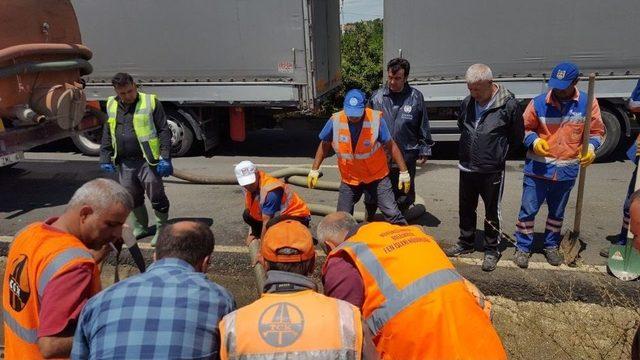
left=341, top=0, right=383, bottom=24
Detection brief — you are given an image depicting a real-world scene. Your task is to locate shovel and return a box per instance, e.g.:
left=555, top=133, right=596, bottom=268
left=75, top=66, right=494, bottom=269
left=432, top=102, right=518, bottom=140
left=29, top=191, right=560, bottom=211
left=608, top=158, right=640, bottom=281
left=560, top=73, right=596, bottom=265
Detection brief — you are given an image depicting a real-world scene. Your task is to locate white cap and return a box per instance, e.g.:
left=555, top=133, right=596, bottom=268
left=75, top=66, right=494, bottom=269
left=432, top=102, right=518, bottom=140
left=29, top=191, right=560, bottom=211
left=235, top=160, right=257, bottom=186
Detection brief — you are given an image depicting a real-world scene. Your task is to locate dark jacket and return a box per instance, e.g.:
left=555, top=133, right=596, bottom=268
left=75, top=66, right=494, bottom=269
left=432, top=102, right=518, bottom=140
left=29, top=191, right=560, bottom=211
left=99, top=95, right=171, bottom=164
left=369, top=84, right=433, bottom=157
left=458, top=84, right=524, bottom=173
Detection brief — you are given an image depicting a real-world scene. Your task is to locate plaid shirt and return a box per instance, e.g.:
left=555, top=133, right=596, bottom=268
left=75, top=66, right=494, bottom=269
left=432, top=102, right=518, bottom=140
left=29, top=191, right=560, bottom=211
left=71, top=258, right=235, bottom=360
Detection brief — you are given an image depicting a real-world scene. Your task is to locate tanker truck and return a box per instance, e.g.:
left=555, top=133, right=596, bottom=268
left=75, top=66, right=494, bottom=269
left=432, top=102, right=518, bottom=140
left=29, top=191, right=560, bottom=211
left=0, top=0, right=97, bottom=167
left=69, top=0, right=341, bottom=157
left=384, top=0, right=640, bottom=159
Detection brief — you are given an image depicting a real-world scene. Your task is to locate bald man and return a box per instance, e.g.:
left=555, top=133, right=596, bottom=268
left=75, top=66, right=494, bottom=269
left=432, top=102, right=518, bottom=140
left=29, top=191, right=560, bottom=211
left=72, top=221, right=236, bottom=359
left=316, top=212, right=506, bottom=359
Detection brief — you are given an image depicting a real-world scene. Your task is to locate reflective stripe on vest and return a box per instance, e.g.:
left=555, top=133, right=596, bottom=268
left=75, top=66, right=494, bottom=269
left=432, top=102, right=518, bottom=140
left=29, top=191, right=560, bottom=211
left=37, top=248, right=93, bottom=301
left=336, top=299, right=358, bottom=354
left=107, top=92, right=160, bottom=165
left=331, top=115, right=382, bottom=160
left=223, top=302, right=360, bottom=360
left=339, top=241, right=463, bottom=335
left=3, top=309, right=37, bottom=344
left=4, top=247, right=92, bottom=345
left=246, top=171, right=310, bottom=220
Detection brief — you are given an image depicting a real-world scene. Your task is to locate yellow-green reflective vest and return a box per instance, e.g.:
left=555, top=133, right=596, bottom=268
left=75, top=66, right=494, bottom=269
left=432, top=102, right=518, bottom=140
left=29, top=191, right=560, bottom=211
left=107, top=92, right=160, bottom=165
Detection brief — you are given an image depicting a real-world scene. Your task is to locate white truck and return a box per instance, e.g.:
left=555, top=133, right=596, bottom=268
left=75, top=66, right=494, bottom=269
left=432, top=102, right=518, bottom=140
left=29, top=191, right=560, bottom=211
left=70, top=0, right=341, bottom=157
left=384, top=0, right=640, bottom=158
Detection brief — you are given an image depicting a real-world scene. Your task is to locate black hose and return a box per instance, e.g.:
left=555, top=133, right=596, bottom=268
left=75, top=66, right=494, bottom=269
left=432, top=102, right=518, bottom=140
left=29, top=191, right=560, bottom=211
left=0, top=59, right=93, bottom=78
left=127, top=244, right=147, bottom=273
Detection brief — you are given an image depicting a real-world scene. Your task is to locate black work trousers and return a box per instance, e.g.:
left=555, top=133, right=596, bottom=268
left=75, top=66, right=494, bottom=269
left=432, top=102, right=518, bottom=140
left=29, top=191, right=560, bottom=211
left=242, top=210, right=310, bottom=238
left=118, top=158, right=169, bottom=213
left=458, top=170, right=504, bottom=252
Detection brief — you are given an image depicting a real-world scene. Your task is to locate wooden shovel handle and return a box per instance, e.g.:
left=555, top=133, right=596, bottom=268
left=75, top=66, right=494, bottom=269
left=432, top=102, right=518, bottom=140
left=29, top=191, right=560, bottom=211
left=572, top=73, right=596, bottom=234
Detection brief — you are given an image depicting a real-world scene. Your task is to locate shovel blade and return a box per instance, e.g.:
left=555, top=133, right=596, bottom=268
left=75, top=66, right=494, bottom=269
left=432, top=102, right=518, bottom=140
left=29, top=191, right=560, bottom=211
left=608, top=243, right=640, bottom=281
left=560, top=231, right=582, bottom=265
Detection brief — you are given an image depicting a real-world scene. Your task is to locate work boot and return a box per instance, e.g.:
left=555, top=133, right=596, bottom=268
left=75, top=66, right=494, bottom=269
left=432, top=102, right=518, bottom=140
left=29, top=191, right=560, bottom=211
left=599, top=246, right=610, bottom=258
left=482, top=251, right=500, bottom=272
left=128, top=206, right=152, bottom=239
left=150, top=210, right=169, bottom=247
left=514, top=250, right=530, bottom=269
left=444, top=243, right=474, bottom=257
left=544, top=247, right=564, bottom=266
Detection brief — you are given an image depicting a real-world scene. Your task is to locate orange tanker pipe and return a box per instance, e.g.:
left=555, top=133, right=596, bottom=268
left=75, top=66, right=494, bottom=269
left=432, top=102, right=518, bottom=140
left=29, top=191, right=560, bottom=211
left=0, top=43, right=92, bottom=63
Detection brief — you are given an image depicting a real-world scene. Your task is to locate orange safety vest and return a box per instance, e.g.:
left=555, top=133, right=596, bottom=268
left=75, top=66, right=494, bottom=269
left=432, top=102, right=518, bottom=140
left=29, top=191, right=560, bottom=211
left=2, top=222, right=102, bottom=360
left=220, top=289, right=363, bottom=359
left=244, top=170, right=311, bottom=221
left=331, top=108, right=389, bottom=185
left=323, top=222, right=507, bottom=360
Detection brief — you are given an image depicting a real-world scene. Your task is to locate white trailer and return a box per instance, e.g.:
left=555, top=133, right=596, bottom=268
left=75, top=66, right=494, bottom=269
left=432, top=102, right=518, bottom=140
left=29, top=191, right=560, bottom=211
left=70, top=0, right=341, bottom=156
left=384, top=0, right=640, bottom=158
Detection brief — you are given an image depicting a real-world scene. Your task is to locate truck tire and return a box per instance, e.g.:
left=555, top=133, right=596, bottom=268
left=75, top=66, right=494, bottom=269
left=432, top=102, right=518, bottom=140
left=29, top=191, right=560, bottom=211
left=167, top=110, right=194, bottom=157
left=595, top=108, right=621, bottom=160
left=72, top=128, right=102, bottom=156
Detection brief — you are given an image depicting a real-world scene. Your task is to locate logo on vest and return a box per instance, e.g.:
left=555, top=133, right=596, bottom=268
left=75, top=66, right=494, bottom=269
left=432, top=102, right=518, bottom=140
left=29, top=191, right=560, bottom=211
left=556, top=70, right=566, bottom=80
left=339, top=135, right=348, bottom=143
left=8, top=254, right=30, bottom=312
left=258, top=302, right=305, bottom=347
left=404, top=105, right=412, bottom=113
left=363, top=139, right=371, bottom=147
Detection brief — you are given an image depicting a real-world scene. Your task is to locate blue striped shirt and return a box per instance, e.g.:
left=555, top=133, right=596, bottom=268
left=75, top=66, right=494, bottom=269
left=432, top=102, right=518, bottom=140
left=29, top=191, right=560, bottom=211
left=71, top=258, right=236, bottom=360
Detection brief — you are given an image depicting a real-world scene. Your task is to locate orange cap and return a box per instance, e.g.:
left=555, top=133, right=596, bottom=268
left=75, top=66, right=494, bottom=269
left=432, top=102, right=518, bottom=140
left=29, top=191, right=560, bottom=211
left=261, top=220, right=315, bottom=263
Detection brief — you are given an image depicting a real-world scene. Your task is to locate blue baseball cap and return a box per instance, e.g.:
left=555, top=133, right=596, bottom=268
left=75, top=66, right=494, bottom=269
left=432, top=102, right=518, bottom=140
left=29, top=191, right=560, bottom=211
left=343, top=89, right=366, bottom=117
left=548, top=62, right=579, bottom=90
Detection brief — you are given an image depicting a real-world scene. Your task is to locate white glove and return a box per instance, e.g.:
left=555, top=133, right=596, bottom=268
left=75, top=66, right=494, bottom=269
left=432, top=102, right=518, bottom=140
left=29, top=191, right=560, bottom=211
left=307, top=169, right=320, bottom=189
left=398, top=170, right=411, bottom=194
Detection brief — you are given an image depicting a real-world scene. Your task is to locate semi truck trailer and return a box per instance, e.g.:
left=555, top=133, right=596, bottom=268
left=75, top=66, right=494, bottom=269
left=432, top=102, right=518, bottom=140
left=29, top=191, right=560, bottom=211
left=70, top=0, right=341, bottom=157
left=384, top=0, right=640, bottom=158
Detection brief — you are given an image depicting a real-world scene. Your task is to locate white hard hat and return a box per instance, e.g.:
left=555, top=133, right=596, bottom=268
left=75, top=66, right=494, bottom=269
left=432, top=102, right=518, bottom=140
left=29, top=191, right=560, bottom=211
left=234, top=160, right=257, bottom=186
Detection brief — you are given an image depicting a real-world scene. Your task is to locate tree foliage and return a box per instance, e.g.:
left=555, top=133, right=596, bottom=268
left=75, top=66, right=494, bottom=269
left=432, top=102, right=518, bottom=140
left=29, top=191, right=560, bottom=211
left=321, top=18, right=383, bottom=115
left=341, top=18, right=384, bottom=95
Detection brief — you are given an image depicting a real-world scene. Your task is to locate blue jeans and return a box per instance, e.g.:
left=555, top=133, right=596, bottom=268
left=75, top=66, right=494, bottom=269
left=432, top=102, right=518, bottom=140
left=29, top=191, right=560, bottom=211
left=515, top=175, right=575, bottom=252
left=616, top=168, right=636, bottom=245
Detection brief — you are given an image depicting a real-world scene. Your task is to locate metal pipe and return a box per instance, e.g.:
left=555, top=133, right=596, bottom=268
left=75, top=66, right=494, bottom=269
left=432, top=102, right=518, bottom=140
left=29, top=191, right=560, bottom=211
left=0, top=43, right=92, bottom=62
left=12, top=106, right=45, bottom=125
left=0, top=59, right=93, bottom=79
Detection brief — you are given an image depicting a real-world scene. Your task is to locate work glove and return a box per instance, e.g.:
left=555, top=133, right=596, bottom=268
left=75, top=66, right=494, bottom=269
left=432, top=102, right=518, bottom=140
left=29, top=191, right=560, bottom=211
left=532, top=138, right=551, bottom=157
left=579, top=144, right=596, bottom=167
left=398, top=170, right=411, bottom=194
left=636, top=135, right=640, bottom=158
left=156, top=158, right=173, bottom=177
left=307, top=169, right=320, bottom=189
left=100, top=163, right=116, bottom=173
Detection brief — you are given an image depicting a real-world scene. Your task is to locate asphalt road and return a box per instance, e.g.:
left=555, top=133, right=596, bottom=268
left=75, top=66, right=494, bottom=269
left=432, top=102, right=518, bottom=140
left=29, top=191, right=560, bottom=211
left=1, top=128, right=632, bottom=265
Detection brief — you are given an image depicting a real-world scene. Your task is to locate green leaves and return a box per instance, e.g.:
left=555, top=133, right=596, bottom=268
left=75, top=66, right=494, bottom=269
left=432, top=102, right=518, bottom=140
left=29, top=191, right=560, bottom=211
left=341, top=18, right=384, bottom=95
left=320, top=19, right=383, bottom=115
